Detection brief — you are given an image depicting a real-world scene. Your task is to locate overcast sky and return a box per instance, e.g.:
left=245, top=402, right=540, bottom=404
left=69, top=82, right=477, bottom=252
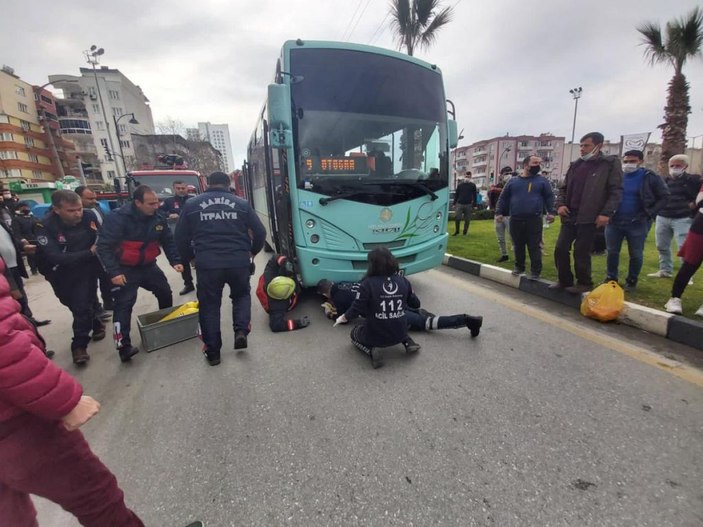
left=2, top=0, right=702, bottom=168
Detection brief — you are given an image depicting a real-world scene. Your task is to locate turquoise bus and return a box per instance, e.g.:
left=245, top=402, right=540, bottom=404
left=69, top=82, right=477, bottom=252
left=244, top=39, right=459, bottom=287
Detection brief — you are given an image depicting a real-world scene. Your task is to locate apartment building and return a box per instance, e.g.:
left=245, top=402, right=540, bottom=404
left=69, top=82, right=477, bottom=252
left=454, top=133, right=565, bottom=188
left=195, top=122, right=233, bottom=173
left=48, top=66, right=155, bottom=183
left=0, top=65, right=76, bottom=182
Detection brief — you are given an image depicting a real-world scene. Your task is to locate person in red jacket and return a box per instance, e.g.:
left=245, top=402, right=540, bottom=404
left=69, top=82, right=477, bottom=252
left=0, top=255, right=144, bottom=526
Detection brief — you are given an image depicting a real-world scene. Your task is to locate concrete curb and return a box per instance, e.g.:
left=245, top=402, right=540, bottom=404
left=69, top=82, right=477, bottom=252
left=443, top=253, right=703, bottom=352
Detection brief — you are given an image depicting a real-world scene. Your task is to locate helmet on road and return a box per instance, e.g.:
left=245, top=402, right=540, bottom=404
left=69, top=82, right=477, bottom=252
left=267, top=276, right=296, bottom=300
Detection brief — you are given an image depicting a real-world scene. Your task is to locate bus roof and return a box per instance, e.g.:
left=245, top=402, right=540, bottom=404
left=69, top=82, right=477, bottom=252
left=280, top=39, right=443, bottom=75
left=128, top=169, right=201, bottom=176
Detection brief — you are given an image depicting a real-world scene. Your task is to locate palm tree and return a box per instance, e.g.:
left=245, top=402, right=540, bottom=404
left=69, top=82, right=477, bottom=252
left=638, top=7, right=703, bottom=173
left=389, top=0, right=454, bottom=57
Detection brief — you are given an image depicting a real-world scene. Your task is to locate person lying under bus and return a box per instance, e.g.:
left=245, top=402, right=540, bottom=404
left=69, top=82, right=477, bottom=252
left=255, top=254, right=310, bottom=332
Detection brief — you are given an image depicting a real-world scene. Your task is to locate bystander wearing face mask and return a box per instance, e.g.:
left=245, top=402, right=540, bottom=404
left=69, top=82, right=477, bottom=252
left=669, top=166, right=685, bottom=177
left=581, top=145, right=600, bottom=161
left=622, top=163, right=639, bottom=174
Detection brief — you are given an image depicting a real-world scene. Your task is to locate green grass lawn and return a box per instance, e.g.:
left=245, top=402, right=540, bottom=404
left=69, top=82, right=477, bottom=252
left=447, top=218, right=703, bottom=318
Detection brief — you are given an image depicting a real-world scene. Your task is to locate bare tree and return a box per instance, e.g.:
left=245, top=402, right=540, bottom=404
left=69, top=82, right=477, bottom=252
left=156, top=116, right=186, bottom=151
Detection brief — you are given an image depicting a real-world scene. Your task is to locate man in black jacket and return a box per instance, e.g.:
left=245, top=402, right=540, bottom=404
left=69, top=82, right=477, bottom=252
left=175, top=172, right=266, bottom=366
left=0, top=207, right=49, bottom=327
left=35, top=190, right=106, bottom=365
left=160, top=180, right=195, bottom=295
left=453, top=172, right=477, bottom=235
left=647, top=154, right=701, bottom=278
left=75, top=186, right=113, bottom=317
left=13, top=202, right=39, bottom=275
left=96, top=185, right=183, bottom=362
left=553, top=132, right=623, bottom=293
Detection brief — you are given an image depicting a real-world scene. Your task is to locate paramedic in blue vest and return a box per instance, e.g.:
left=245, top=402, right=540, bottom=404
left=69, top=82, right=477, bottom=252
left=175, top=172, right=266, bottom=366
left=160, top=180, right=195, bottom=295
left=96, top=185, right=183, bottom=363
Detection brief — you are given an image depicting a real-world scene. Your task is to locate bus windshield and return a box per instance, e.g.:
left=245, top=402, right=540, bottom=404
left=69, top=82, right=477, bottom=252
left=290, top=48, right=448, bottom=202
left=128, top=174, right=202, bottom=200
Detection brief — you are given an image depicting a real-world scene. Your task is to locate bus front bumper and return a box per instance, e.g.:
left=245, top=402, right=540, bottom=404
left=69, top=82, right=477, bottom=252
left=295, top=233, right=448, bottom=287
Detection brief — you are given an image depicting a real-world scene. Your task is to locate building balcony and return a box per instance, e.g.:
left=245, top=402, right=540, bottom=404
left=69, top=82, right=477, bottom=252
left=59, top=118, right=92, bottom=136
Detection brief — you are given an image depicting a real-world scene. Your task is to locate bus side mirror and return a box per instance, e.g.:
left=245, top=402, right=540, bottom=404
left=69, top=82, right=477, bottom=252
left=448, top=120, right=459, bottom=149
left=267, top=84, right=293, bottom=149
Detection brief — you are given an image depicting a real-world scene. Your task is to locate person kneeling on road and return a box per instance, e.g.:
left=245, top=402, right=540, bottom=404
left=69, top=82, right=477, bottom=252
left=318, top=279, right=482, bottom=337
left=96, top=185, right=183, bottom=363
left=331, top=247, right=425, bottom=369
left=256, top=254, right=310, bottom=333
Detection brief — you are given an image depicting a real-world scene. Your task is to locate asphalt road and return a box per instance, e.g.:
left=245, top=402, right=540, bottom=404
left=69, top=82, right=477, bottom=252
left=27, top=255, right=703, bottom=527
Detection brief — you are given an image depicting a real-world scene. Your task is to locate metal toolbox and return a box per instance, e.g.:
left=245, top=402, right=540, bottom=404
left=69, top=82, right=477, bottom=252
left=136, top=305, right=199, bottom=352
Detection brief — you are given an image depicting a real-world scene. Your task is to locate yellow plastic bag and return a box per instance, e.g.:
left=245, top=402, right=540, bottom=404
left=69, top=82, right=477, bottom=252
left=159, top=301, right=199, bottom=322
left=580, top=281, right=624, bottom=322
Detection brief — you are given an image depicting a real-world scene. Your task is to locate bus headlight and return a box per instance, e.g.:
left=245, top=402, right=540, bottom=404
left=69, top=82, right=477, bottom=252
left=311, top=234, right=320, bottom=243
left=305, top=219, right=316, bottom=229
left=436, top=211, right=442, bottom=220
left=433, top=225, right=440, bottom=233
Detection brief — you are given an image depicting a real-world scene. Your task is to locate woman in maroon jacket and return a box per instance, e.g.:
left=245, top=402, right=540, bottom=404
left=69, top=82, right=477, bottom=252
left=0, top=256, right=144, bottom=526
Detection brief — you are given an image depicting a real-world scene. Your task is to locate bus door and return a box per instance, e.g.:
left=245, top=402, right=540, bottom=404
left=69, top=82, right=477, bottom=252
left=264, top=119, right=295, bottom=259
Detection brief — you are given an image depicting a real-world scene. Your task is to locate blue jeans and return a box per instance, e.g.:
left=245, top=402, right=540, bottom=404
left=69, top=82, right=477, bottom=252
left=654, top=216, right=692, bottom=274
left=605, top=218, right=652, bottom=284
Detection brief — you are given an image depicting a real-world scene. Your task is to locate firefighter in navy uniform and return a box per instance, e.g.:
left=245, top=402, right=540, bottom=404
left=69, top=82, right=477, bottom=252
left=160, top=180, right=195, bottom=295
left=255, top=254, right=311, bottom=333
left=35, top=191, right=106, bottom=365
left=175, top=172, right=266, bottom=366
left=96, top=185, right=183, bottom=362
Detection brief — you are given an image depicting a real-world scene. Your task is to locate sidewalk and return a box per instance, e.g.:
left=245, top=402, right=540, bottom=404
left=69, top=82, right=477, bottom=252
left=443, top=253, right=703, bottom=353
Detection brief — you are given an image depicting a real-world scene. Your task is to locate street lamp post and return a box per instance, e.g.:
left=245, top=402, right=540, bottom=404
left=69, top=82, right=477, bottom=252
left=495, top=145, right=512, bottom=184
left=569, top=87, right=583, bottom=162
left=85, top=45, right=120, bottom=180
left=113, top=112, right=139, bottom=176
left=452, top=129, right=464, bottom=189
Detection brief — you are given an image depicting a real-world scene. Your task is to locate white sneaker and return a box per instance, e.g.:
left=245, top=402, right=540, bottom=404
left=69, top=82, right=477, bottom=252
left=696, top=305, right=703, bottom=317
left=648, top=270, right=672, bottom=278
left=664, top=297, right=683, bottom=314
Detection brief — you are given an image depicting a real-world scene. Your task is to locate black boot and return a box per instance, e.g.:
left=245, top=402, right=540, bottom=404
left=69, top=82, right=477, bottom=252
left=370, top=347, right=383, bottom=369
left=118, top=345, right=139, bottom=362
left=234, top=330, right=248, bottom=350
left=403, top=337, right=421, bottom=354
left=179, top=283, right=195, bottom=295
left=465, top=315, right=483, bottom=337
left=203, top=347, right=221, bottom=366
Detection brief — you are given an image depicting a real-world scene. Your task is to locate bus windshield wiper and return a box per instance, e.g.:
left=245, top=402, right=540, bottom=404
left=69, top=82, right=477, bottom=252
left=383, top=180, right=438, bottom=201
left=319, top=191, right=365, bottom=205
